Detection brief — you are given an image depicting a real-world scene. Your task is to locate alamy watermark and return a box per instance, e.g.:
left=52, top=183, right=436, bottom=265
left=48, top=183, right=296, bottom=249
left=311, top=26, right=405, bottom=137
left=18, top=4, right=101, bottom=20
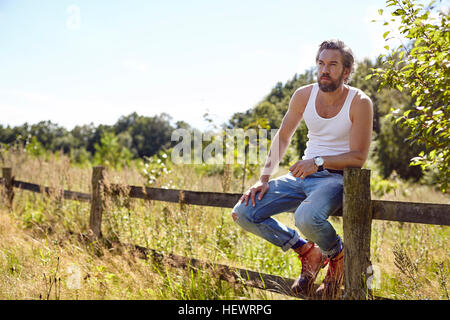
left=66, top=264, right=81, bottom=290
left=367, top=264, right=381, bottom=290
left=66, top=5, right=81, bottom=30
left=171, top=128, right=281, bottom=175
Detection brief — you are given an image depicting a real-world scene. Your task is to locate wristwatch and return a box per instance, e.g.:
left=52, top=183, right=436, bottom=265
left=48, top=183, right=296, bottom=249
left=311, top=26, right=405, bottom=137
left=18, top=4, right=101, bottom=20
left=313, top=156, right=324, bottom=172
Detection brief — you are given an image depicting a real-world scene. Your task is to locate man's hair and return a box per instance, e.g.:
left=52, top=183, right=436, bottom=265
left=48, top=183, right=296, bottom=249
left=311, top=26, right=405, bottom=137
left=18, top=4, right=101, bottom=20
left=315, top=39, right=355, bottom=83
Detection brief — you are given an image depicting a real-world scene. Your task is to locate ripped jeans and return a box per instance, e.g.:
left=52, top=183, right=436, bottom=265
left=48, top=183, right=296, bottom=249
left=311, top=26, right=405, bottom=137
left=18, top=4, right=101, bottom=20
left=232, top=170, right=343, bottom=257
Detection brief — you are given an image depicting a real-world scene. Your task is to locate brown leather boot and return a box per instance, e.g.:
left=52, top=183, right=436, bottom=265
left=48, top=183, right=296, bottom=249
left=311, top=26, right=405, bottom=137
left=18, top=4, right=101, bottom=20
left=291, top=242, right=329, bottom=297
left=315, top=248, right=344, bottom=300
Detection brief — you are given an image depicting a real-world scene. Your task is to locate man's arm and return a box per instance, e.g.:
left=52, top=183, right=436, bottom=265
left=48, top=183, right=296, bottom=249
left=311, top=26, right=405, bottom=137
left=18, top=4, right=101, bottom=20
left=239, top=85, right=311, bottom=207
left=322, top=94, right=373, bottom=170
left=259, top=85, right=311, bottom=182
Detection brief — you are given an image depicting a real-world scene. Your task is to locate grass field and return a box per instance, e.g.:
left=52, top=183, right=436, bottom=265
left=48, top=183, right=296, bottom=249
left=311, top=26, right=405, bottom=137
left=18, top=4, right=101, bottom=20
left=0, top=149, right=448, bottom=300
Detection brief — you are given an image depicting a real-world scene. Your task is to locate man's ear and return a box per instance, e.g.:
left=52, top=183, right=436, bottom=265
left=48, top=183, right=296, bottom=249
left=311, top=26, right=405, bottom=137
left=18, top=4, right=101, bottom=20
left=343, top=67, right=351, bottom=83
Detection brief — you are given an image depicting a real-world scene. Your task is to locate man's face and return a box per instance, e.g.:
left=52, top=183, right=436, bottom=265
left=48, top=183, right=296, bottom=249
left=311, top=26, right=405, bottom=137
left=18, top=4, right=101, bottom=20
left=316, top=49, right=348, bottom=92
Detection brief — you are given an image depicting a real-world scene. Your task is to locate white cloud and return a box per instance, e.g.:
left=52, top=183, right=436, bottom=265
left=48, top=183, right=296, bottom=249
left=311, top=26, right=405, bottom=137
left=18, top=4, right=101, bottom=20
left=122, top=59, right=149, bottom=72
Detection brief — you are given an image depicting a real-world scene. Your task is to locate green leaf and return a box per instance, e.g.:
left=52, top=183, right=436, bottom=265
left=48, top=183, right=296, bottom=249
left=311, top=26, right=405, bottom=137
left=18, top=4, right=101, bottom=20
left=429, top=149, right=436, bottom=159
left=392, top=8, right=406, bottom=16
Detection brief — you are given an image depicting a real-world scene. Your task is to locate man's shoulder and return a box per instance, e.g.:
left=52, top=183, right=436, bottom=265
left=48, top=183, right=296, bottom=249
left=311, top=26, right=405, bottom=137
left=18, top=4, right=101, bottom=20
left=289, top=84, right=315, bottom=108
left=293, top=83, right=315, bottom=97
left=349, top=87, right=373, bottom=120
left=351, top=87, right=373, bottom=108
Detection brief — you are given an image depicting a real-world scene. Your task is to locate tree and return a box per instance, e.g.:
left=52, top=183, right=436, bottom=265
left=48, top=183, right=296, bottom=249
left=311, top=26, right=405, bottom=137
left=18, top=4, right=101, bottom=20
left=350, top=58, right=382, bottom=134
left=114, top=112, right=174, bottom=158
left=29, top=121, right=69, bottom=151
left=369, top=0, right=450, bottom=191
left=93, top=131, right=132, bottom=169
left=71, top=123, right=96, bottom=149
left=352, top=58, right=425, bottom=180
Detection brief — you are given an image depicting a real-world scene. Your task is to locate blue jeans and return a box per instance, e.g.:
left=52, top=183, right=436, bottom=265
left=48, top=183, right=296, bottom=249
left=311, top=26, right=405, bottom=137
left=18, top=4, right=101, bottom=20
left=232, top=170, right=343, bottom=257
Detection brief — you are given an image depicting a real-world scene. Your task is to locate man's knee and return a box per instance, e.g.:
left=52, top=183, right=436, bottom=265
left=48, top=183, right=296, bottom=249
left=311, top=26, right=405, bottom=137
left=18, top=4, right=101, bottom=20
left=294, top=209, right=324, bottom=234
left=231, top=202, right=255, bottom=223
left=231, top=202, right=245, bottom=223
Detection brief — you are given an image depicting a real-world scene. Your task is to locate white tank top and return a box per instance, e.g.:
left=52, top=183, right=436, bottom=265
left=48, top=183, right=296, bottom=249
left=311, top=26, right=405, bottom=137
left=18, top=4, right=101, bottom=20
left=302, top=83, right=357, bottom=160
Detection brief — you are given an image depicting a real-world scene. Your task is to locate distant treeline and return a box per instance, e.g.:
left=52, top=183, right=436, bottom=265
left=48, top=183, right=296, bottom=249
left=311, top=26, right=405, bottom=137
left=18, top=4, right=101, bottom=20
left=0, top=113, right=182, bottom=162
left=0, top=58, right=424, bottom=181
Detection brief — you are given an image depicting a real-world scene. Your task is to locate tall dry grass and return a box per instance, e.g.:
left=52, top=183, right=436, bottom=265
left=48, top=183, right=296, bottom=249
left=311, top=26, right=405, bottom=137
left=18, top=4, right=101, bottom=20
left=0, top=147, right=448, bottom=300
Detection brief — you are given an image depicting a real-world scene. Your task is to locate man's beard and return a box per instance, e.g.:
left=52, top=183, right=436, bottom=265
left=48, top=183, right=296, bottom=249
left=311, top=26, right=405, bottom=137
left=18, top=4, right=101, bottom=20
left=318, top=71, right=345, bottom=92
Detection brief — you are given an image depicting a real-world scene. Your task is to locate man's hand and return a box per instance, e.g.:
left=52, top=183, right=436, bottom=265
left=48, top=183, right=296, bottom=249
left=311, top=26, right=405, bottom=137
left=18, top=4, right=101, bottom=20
left=289, top=159, right=317, bottom=179
left=240, top=181, right=270, bottom=207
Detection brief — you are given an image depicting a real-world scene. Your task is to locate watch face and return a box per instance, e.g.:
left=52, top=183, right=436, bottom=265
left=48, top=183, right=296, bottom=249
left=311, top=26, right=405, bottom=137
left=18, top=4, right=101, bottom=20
left=315, top=156, right=324, bottom=166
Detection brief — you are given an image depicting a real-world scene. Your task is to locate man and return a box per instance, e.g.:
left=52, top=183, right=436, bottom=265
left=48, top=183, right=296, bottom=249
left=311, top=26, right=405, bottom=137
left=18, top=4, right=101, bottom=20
left=231, top=39, right=373, bottom=299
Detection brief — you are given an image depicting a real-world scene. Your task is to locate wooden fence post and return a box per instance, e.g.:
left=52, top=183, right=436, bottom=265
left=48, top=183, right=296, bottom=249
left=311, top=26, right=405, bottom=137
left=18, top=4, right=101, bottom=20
left=89, top=166, right=106, bottom=238
left=343, top=168, right=372, bottom=300
left=2, top=167, right=14, bottom=209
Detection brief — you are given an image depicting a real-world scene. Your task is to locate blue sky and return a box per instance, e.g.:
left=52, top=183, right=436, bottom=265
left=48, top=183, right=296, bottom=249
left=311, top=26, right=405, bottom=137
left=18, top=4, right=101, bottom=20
left=0, top=0, right=394, bottom=131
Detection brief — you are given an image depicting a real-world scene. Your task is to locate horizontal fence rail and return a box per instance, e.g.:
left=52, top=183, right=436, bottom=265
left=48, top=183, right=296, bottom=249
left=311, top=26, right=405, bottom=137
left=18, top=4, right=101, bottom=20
left=8, top=179, right=450, bottom=226
left=371, top=200, right=450, bottom=226
left=128, top=243, right=385, bottom=300
left=134, top=244, right=302, bottom=298
left=13, top=180, right=91, bottom=202
left=2, top=166, right=450, bottom=300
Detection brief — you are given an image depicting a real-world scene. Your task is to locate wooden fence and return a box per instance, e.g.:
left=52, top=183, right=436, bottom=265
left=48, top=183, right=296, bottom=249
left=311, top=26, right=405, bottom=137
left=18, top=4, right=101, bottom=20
left=1, top=166, right=449, bottom=300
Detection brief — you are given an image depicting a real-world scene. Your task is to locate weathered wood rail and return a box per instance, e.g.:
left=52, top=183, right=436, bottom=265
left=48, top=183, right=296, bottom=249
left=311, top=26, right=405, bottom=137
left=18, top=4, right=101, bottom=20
left=1, top=166, right=449, bottom=300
